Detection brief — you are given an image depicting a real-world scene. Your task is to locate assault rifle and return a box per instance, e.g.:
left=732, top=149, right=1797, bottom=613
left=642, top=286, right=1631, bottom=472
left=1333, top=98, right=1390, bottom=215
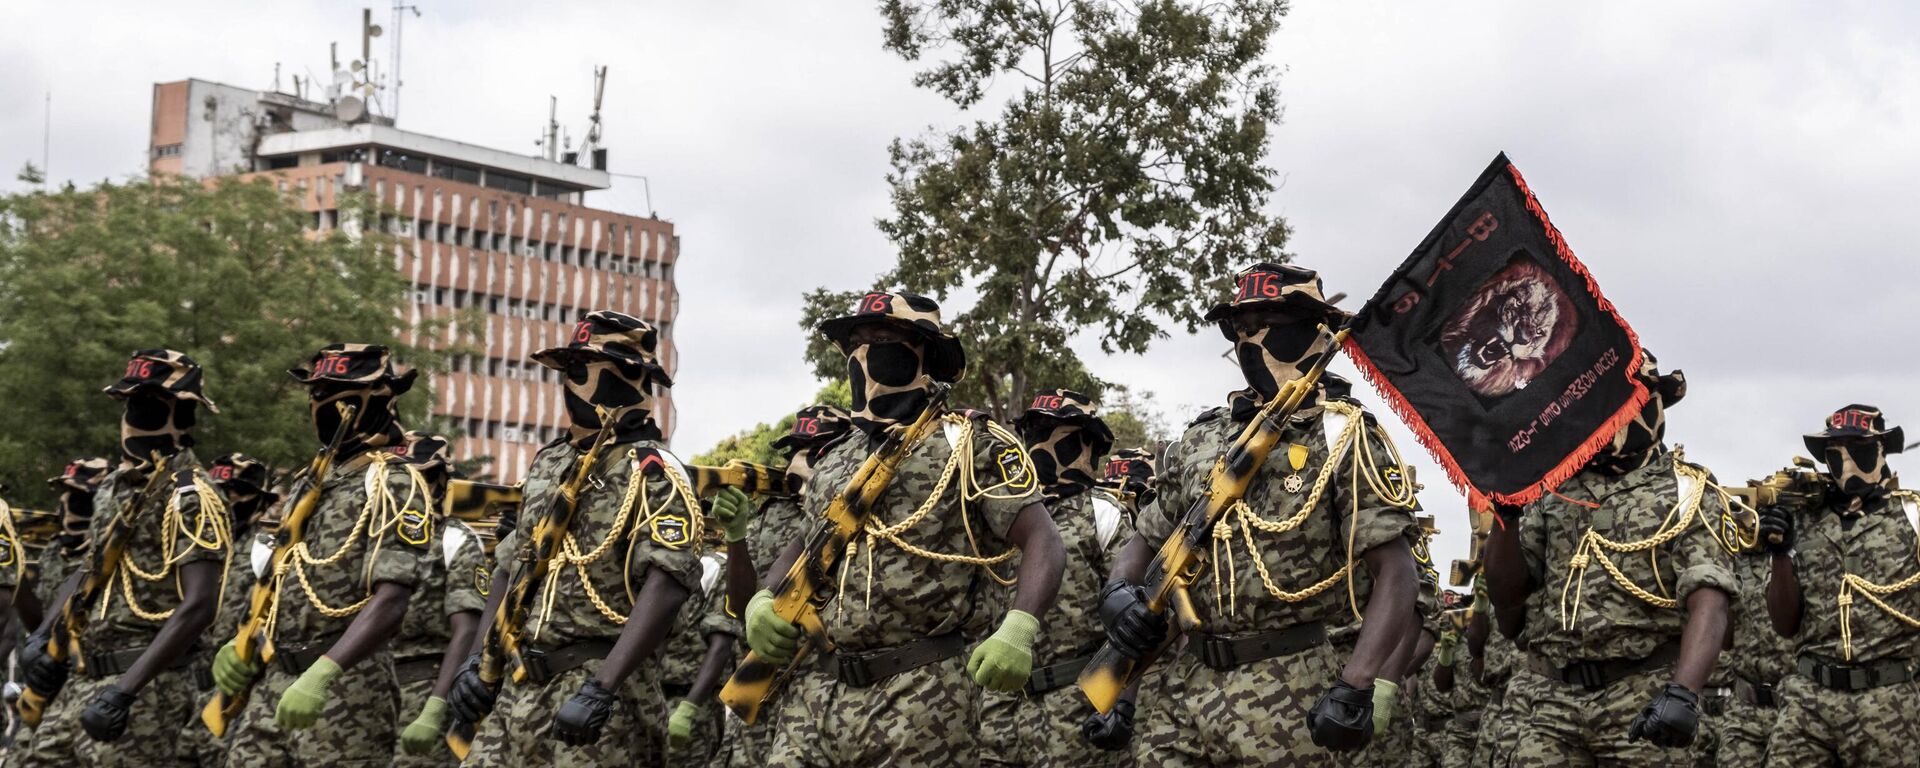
left=717, top=384, right=951, bottom=724
left=443, top=479, right=522, bottom=556
left=1078, top=329, right=1347, bottom=714
left=691, top=461, right=801, bottom=499
left=1726, top=457, right=1827, bottom=547
left=201, top=405, right=357, bottom=736
left=21, top=453, right=175, bottom=726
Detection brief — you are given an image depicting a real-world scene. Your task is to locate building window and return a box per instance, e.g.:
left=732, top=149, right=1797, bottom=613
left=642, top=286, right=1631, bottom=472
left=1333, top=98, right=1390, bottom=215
left=153, top=144, right=182, bottom=158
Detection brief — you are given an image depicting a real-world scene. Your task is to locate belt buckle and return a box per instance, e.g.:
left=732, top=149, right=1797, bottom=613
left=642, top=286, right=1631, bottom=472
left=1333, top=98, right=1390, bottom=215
left=1570, top=662, right=1604, bottom=690
left=836, top=653, right=873, bottom=688
left=1201, top=638, right=1233, bottom=669
left=521, top=647, right=551, bottom=685
left=1755, top=683, right=1776, bottom=707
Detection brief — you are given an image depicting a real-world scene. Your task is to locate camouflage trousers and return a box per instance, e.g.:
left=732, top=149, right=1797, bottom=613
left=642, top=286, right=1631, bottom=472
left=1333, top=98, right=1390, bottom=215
left=1138, top=640, right=1343, bottom=767
left=1710, top=695, right=1778, bottom=767
left=185, top=686, right=231, bottom=767
left=19, top=666, right=200, bottom=766
left=394, top=670, right=458, bottom=767
left=465, top=659, right=666, bottom=767
left=1504, top=667, right=1702, bottom=767
left=663, top=694, right=724, bottom=767
left=725, top=710, right=774, bottom=767
left=977, top=683, right=1131, bottom=767
left=1470, top=689, right=1522, bottom=767
left=225, top=656, right=401, bottom=767
left=767, top=653, right=980, bottom=768
left=1440, top=709, right=1480, bottom=768
left=1764, top=672, right=1920, bottom=766
left=1335, top=680, right=1413, bottom=768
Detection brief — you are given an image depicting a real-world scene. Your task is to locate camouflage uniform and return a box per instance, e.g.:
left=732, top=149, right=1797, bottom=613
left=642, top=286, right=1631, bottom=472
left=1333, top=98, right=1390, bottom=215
left=1408, top=632, right=1454, bottom=768
left=727, top=495, right=807, bottom=767
left=1764, top=493, right=1920, bottom=765
left=225, top=452, right=434, bottom=767
left=1506, top=454, right=1739, bottom=767
left=1133, top=402, right=1418, bottom=767
left=1467, top=628, right=1522, bottom=767
left=1329, top=549, right=1438, bottom=768
left=1708, top=550, right=1790, bottom=767
left=979, top=489, right=1134, bottom=768
left=24, top=450, right=229, bottom=767
left=186, top=536, right=261, bottom=767
left=662, top=554, right=738, bottom=767
left=465, top=439, right=702, bottom=767
left=391, top=521, right=487, bottom=767
left=765, top=414, right=1039, bottom=768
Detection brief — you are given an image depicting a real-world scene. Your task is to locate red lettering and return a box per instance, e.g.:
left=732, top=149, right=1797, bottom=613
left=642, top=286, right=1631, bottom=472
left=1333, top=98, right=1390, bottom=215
left=1468, top=212, right=1499, bottom=241
left=1030, top=395, right=1064, bottom=411
left=572, top=321, right=593, bottom=344
left=861, top=293, right=891, bottom=314
left=794, top=417, right=819, bottom=435
left=315, top=356, right=351, bottom=376
left=1236, top=272, right=1280, bottom=301
left=1104, top=459, right=1129, bottom=479
left=126, top=360, right=155, bottom=379
left=64, top=463, right=77, bottom=477
left=210, top=466, right=233, bottom=480
left=1425, top=211, right=1500, bottom=288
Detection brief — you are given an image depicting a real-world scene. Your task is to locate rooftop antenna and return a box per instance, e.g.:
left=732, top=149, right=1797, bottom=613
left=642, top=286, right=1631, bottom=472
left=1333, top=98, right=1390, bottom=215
left=576, top=66, right=608, bottom=169
left=542, top=95, right=559, bottom=161
left=389, top=2, right=421, bottom=121
left=273, top=62, right=282, bottom=94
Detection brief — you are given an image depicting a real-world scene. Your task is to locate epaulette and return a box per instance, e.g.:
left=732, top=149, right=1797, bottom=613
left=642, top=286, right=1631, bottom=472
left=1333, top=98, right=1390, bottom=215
left=1188, top=407, right=1228, bottom=427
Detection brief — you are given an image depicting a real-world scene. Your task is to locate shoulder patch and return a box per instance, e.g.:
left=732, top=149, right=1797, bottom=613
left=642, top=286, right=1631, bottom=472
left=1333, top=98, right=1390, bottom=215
left=397, top=508, right=432, bottom=547
left=475, top=564, right=492, bottom=597
left=996, top=446, right=1034, bottom=491
left=1382, top=466, right=1412, bottom=500
left=649, top=510, right=693, bottom=549
left=0, top=534, right=14, bottom=569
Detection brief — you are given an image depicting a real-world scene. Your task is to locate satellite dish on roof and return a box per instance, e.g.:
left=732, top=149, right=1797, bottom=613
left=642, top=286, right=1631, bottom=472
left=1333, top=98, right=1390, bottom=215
left=335, top=95, right=367, bottom=123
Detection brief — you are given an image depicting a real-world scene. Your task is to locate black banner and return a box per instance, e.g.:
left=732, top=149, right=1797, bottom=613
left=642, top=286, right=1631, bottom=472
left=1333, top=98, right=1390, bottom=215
left=1345, top=153, right=1649, bottom=507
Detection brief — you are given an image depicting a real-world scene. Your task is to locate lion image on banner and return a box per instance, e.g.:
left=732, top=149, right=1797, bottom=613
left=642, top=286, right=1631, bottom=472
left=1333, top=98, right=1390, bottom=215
left=1440, top=252, right=1578, bottom=398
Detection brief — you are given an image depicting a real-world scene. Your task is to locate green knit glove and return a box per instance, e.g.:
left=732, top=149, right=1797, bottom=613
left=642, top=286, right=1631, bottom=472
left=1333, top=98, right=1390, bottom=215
left=968, top=610, right=1041, bottom=692
left=399, top=695, right=448, bottom=755
left=1437, top=632, right=1458, bottom=667
left=667, top=699, right=703, bottom=748
left=746, top=589, right=800, bottom=663
left=711, top=487, right=754, bottom=543
left=274, top=656, right=343, bottom=730
left=212, top=639, right=263, bottom=696
left=1371, top=678, right=1398, bottom=736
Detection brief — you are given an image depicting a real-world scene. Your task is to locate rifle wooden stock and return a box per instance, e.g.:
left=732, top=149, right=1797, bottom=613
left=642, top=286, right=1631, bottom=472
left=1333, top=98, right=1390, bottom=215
left=200, top=405, right=356, bottom=737
left=1078, top=330, right=1346, bottom=714
left=716, top=385, right=952, bottom=724
left=691, top=461, right=800, bottom=499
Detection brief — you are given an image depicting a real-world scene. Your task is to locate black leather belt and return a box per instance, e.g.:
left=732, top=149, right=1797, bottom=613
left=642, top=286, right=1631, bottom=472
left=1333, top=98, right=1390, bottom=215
left=1529, top=641, right=1678, bottom=691
left=1189, top=622, right=1327, bottom=671
left=1797, top=654, right=1918, bottom=692
left=82, top=646, right=196, bottom=680
left=825, top=633, right=965, bottom=688
left=393, top=655, right=443, bottom=685
left=516, top=640, right=616, bottom=686
left=270, top=634, right=344, bottom=675
left=1734, top=675, right=1780, bottom=708
left=1025, top=655, right=1090, bottom=695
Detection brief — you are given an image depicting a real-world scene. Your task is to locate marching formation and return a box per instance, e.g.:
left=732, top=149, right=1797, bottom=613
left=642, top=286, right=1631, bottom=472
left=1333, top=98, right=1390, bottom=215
left=0, top=166, right=1913, bottom=767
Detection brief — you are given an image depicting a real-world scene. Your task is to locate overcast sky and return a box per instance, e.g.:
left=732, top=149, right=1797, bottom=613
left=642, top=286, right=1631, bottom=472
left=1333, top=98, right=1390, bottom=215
left=6, top=1, right=1918, bottom=575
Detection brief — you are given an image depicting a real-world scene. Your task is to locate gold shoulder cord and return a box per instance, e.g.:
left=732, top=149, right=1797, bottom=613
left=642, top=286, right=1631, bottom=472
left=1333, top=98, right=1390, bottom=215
left=1835, top=489, right=1920, bottom=661
left=537, top=447, right=708, bottom=630
left=1557, top=456, right=1714, bottom=630
left=109, top=472, right=232, bottom=622
left=1209, top=401, right=1418, bottom=621
left=262, top=454, right=424, bottom=641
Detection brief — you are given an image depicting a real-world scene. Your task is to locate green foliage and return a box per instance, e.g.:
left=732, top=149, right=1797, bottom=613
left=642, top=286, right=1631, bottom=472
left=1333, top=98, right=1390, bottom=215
left=16, top=163, right=44, bottom=186
left=804, top=0, right=1291, bottom=419
left=0, top=176, right=474, bottom=506
left=693, top=380, right=852, bottom=467
left=1102, top=384, right=1171, bottom=451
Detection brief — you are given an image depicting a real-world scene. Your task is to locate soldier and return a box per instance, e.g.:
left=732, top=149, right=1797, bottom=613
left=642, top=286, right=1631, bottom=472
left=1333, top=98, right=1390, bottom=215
left=1760, top=405, right=1920, bottom=765
left=8, top=459, right=106, bottom=760
left=183, top=452, right=279, bottom=767
left=18, top=349, right=232, bottom=765
left=1106, top=263, right=1422, bottom=766
left=745, top=291, right=1066, bottom=768
left=977, top=388, right=1131, bottom=767
left=1482, top=354, right=1738, bottom=766
left=450, top=310, right=707, bottom=766
left=1466, top=603, right=1524, bottom=766
left=1410, top=600, right=1462, bottom=768
left=211, top=343, right=437, bottom=767
left=663, top=550, right=741, bottom=766
left=1095, top=448, right=1157, bottom=520
left=390, top=431, right=487, bottom=766
left=1708, top=523, right=1792, bottom=767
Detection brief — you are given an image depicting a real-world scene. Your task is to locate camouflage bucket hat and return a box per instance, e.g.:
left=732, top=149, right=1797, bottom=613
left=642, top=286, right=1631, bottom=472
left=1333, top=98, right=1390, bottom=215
left=1103, top=447, right=1157, bottom=484
left=398, top=430, right=456, bottom=477
left=209, top=453, right=280, bottom=503
left=46, top=457, right=111, bottom=492
left=1014, top=389, right=1114, bottom=443
left=1204, top=262, right=1349, bottom=341
left=773, top=404, right=854, bottom=451
left=818, top=291, right=967, bottom=384
left=531, top=310, right=673, bottom=386
left=288, top=343, right=419, bottom=395
left=1805, top=404, right=1905, bottom=456
left=103, top=349, right=220, bottom=412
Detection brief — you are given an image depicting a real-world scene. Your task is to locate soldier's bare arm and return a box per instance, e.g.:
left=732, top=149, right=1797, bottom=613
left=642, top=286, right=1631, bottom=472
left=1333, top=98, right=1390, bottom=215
left=591, top=565, right=691, bottom=689
left=1342, top=538, right=1416, bottom=686
left=1006, top=502, right=1066, bottom=617
left=686, top=631, right=736, bottom=704
left=432, top=610, right=480, bottom=698
left=322, top=580, right=412, bottom=669
left=759, top=536, right=807, bottom=592
left=13, top=584, right=43, bottom=632
left=1670, top=586, right=1730, bottom=691
left=1482, top=511, right=1531, bottom=638
left=725, top=537, right=756, bottom=617
left=115, top=559, right=219, bottom=693
left=1406, top=626, right=1437, bottom=678
left=1106, top=534, right=1152, bottom=585
left=1766, top=551, right=1802, bottom=637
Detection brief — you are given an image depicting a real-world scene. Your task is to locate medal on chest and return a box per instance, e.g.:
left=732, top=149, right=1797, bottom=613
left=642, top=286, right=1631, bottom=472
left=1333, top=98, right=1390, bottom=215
left=1283, top=443, right=1309, bottom=493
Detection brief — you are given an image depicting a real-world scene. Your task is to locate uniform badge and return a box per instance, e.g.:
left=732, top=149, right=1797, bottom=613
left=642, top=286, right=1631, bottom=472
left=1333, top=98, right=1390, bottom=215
left=475, top=565, right=492, bottom=597
left=997, top=448, right=1033, bottom=490
left=651, top=513, right=691, bottom=549
left=0, top=536, right=13, bottom=568
left=1284, top=444, right=1308, bottom=493
left=1411, top=532, right=1434, bottom=566
left=397, top=509, right=431, bottom=546
left=1382, top=467, right=1410, bottom=498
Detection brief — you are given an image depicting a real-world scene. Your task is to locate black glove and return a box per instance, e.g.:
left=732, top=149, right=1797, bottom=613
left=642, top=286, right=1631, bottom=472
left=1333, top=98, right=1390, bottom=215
left=20, top=630, right=70, bottom=696
left=1306, top=678, right=1374, bottom=751
left=446, top=653, right=498, bottom=725
left=552, top=679, right=617, bottom=746
left=1081, top=699, right=1135, bottom=751
left=1757, top=506, right=1794, bottom=554
left=1627, top=682, right=1700, bottom=748
left=1098, top=580, right=1168, bottom=659
left=79, top=685, right=135, bottom=742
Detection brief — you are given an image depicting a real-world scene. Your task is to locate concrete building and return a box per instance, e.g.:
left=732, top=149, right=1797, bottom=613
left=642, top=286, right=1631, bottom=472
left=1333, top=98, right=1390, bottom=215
left=148, top=78, right=679, bottom=481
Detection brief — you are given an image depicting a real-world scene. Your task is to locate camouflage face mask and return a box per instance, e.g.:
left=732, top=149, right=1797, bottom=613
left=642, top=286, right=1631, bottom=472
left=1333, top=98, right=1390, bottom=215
left=1022, top=420, right=1100, bottom=494
left=310, top=381, right=401, bottom=456
left=1233, top=322, right=1322, bottom=400
left=57, top=488, right=97, bottom=554
left=1825, top=440, right=1894, bottom=506
left=847, top=340, right=933, bottom=434
left=561, top=357, right=660, bottom=448
left=1587, top=396, right=1667, bottom=476
left=121, top=393, right=196, bottom=470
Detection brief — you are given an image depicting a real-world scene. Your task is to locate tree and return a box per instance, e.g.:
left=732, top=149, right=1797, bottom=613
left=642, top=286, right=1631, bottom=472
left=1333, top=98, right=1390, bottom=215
left=801, top=0, right=1290, bottom=419
left=694, top=380, right=852, bottom=467
left=0, top=176, right=472, bottom=506
left=16, top=163, right=44, bottom=186
left=1103, top=383, right=1171, bottom=451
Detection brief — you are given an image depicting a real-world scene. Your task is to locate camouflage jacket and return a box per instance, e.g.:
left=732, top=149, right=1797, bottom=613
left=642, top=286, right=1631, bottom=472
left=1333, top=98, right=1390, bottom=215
left=82, top=449, right=230, bottom=652
left=1412, top=611, right=1457, bottom=722
left=207, top=537, right=258, bottom=646
left=1330, top=527, right=1442, bottom=649
left=265, top=452, right=433, bottom=647
left=1136, top=402, right=1419, bottom=636
left=1516, top=453, right=1739, bottom=668
left=1479, top=629, right=1521, bottom=702
left=392, top=520, right=488, bottom=662
left=987, top=486, right=1132, bottom=665
left=33, top=543, right=80, bottom=608
left=1781, top=492, right=1920, bottom=663
left=661, top=553, right=740, bottom=690
left=750, top=495, right=808, bottom=581
left=803, top=413, right=1039, bottom=653
left=1727, top=550, right=1794, bottom=684
left=512, top=438, right=701, bottom=646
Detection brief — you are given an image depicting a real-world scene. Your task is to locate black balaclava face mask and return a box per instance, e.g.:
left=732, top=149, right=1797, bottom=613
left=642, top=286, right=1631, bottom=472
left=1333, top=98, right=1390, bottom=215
left=224, top=488, right=267, bottom=535
left=310, top=381, right=403, bottom=458
left=561, top=356, right=660, bottom=448
left=121, top=393, right=196, bottom=470
left=1587, top=395, right=1668, bottom=476
left=1022, top=420, right=1103, bottom=498
left=56, top=488, right=98, bottom=555
left=848, top=340, right=933, bottom=435
left=1824, top=440, right=1895, bottom=511
left=1233, top=322, right=1323, bottom=400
